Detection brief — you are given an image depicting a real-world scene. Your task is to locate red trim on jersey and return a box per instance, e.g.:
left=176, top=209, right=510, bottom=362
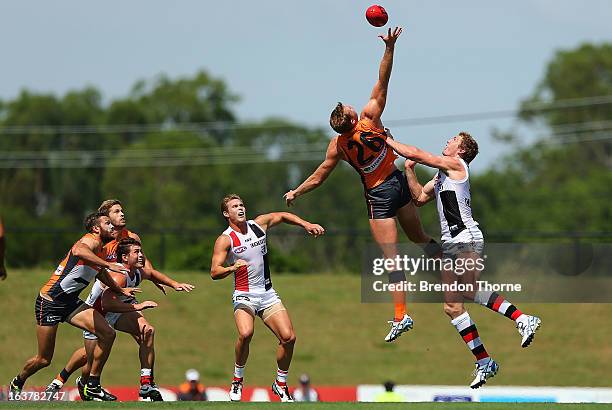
left=229, top=231, right=241, bottom=247
left=235, top=266, right=249, bottom=292
left=492, top=296, right=504, bottom=312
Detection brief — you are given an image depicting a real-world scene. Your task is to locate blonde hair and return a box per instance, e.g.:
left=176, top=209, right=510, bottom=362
left=221, top=194, right=243, bottom=218
left=98, top=199, right=122, bottom=216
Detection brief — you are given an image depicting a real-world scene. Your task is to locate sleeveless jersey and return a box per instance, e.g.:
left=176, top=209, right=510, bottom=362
left=337, top=118, right=398, bottom=190
left=80, top=227, right=136, bottom=307
left=222, top=220, right=271, bottom=293
left=434, top=158, right=479, bottom=241
left=86, top=267, right=142, bottom=314
left=40, top=233, right=103, bottom=300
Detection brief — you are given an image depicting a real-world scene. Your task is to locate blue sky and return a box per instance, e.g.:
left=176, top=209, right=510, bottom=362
left=1, top=1, right=611, bottom=171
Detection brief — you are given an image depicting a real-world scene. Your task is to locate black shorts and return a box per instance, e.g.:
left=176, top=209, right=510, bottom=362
left=35, top=295, right=85, bottom=326
left=365, top=170, right=411, bottom=219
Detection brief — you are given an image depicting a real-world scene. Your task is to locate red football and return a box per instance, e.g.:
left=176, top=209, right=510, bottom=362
left=365, top=5, right=388, bottom=27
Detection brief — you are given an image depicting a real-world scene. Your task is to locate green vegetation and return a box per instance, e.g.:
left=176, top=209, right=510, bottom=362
left=1, top=271, right=610, bottom=388
left=1, top=42, right=611, bottom=272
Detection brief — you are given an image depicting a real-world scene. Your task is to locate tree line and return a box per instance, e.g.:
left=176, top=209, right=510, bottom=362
left=0, top=43, right=610, bottom=272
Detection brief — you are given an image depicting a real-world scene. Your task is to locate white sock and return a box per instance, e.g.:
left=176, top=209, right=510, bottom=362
left=140, top=368, right=152, bottom=377
left=234, top=364, right=245, bottom=379
left=52, top=378, right=64, bottom=388
left=276, top=368, right=288, bottom=385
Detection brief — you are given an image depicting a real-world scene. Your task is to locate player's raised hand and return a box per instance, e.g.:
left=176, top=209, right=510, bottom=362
left=136, top=300, right=158, bottom=311
left=173, top=282, right=195, bottom=292
left=379, top=26, right=402, bottom=47
left=305, top=223, right=325, bottom=237
left=284, top=190, right=296, bottom=207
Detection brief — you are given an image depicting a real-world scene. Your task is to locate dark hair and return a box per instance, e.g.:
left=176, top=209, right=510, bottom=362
left=458, top=132, right=479, bottom=163
left=221, top=194, right=243, bottom=218
left=98, top=199, right=122, bottom=216
left=84, top=212, right=106, bottom=233
left=116, top=237, right=142, bottom=263
left=329, top=102, right=354, bottom=134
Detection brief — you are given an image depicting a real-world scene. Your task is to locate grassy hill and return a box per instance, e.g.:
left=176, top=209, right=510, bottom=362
left=1, top=270, right=610, bottom=388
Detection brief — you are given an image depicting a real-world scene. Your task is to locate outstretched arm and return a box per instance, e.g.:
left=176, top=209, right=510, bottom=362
left=361, top=27, right=403, bottom=125
left=0, top=217, right=6, bottom=280
left=284, top=137, right=342, bottom=206
left=141, top=266, right=195, bottom=292
left=254, top=212, right=325, bottom=237
left=74, top=235, right=128, bottom=275
left=102, top=286, right=157, bottom=313
left=404, top=160, right=436, bottom=207
left=96, top=268, right=140, bottom=299
left=386, top=136, right=462, bottom=173
left=210, top=235, right=247, bottom=280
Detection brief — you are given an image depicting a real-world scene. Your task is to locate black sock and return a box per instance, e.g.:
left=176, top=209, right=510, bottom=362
left=13, top=375, right=25, bottom=388
left=59, top=368, right=71, bottom=383
left=87, top=376, right=100, bottom=387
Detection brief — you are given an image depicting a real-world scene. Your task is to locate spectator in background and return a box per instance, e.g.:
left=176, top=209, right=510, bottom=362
left=177, top=369, right=207, bottom=401
left=0, top=217, right=7, bottom=280
left=293, top=374, right=319, bottom=402
left=374, top=381, right=404, bottom=402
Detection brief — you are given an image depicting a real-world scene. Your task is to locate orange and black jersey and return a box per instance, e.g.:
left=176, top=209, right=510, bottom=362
left=101, top=228, right=134, bottom=263
left=40, top=233, right=104, bottom=301
left=337, top=117, right=398, bottom=190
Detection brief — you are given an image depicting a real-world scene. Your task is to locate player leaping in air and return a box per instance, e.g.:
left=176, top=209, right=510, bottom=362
left=211, top=194, right=324, bottom=402
left=284, top=27, right=440, bottom=342
left=385, top=130, right=542, bottom=388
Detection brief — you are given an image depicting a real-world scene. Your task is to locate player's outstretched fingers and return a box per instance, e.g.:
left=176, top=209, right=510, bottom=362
left=175, top=283, right=195, bottom=292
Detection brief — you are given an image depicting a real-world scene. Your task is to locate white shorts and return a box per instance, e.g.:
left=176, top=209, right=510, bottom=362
left=232, top=289, right=282, bottom=316
left=83, top=311, right=123, bottom=340
left=442, top=227, right=484, bottom=257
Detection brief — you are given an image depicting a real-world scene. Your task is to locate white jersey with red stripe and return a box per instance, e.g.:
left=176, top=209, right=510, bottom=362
left=85, top=268, right=142, bottom=313
left=223, top=220, right=272, bottom=294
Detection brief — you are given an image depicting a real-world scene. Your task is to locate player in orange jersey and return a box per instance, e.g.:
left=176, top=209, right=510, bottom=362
left=45, top=199, right=194, bottom=401
left=9, top=212, right=136, bottom=401
left=284, top=27, right=440, bottom=342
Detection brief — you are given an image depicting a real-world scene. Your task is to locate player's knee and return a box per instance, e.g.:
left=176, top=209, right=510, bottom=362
left=98, top=326, right=116, bottom=342
left=143, top=324, right=155, bottom=339
left=238, top=330, right=253, bottom=343
left=36, top=355, right=52, bottom=368
left=443, top=303, right=463, bottom=318
left=280, top=332, right=296, bottom=346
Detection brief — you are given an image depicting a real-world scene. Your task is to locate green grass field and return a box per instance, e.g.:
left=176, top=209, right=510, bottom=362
left=1, top=270, right=611, bottom=389
left=1, top=403, right=612, bottom=410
